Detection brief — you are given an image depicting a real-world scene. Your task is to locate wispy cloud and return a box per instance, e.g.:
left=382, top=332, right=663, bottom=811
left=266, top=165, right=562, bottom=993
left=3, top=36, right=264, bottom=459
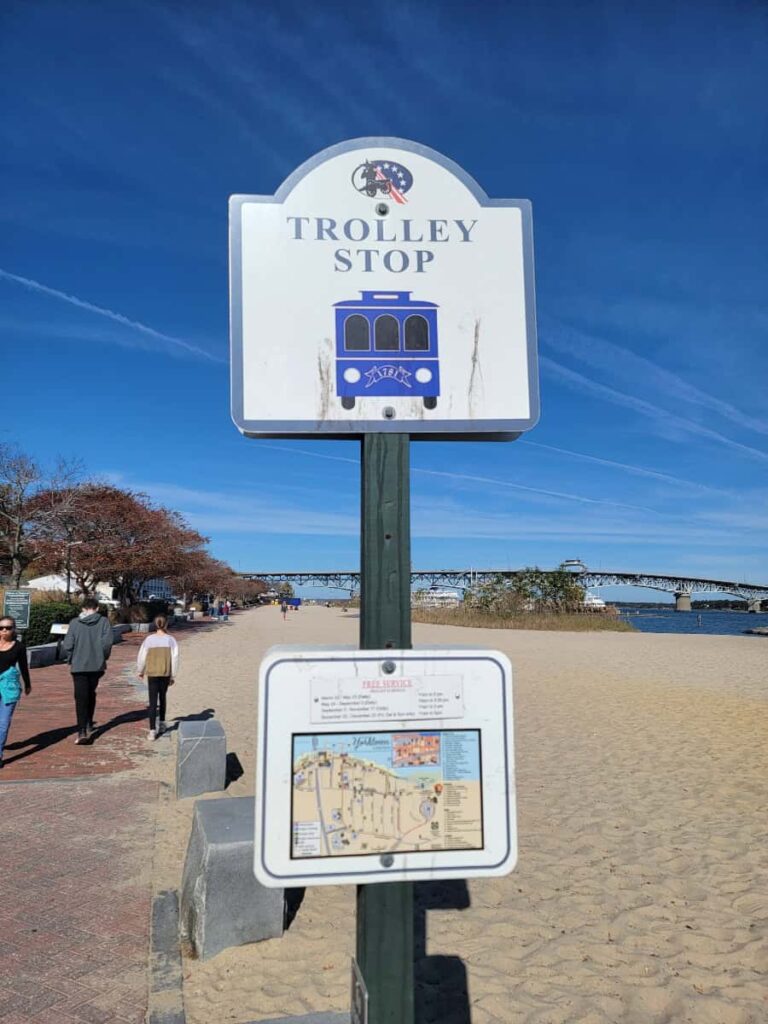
left=258, top=443, right=658, bottom=514
left=0, top=268, right=223, bottom=363
left=541, top=356, right=768, bottom=463
left=151, top=4, right=371, bottom=164
left=259, top=443, right=358, bottom=467
left=414, top=466, right=659, bottom=514
left=544, top=317, right=768, bottom=436
left=103, top=468, right=768, bottom=573
left=122, top=477, right=358, bottom=536
left=520, top=439, right=733, bottom=496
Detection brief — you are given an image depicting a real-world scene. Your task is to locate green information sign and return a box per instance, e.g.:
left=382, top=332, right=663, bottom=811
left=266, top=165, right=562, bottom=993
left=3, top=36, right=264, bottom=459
left=3, top=589, right=31, bottom=630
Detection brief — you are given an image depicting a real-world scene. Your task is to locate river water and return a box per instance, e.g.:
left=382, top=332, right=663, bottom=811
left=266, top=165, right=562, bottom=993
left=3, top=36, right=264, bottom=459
left=617, top=607, right=768, bottom=636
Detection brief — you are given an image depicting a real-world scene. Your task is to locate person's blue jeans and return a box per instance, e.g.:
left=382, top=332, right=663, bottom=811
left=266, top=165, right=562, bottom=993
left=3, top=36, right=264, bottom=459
left=0, top=699, right=18, bottom=762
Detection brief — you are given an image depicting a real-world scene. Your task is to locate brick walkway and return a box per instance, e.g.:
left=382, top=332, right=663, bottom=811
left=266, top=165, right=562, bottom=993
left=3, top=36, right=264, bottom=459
left=2, top=622, right=215, bottom=781
left=0, top=617, right=221, bottom=1023
left=0, top=778, right=156, bottom=1024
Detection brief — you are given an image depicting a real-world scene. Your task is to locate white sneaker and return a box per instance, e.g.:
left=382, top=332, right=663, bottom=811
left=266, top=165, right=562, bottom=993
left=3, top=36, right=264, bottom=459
left=148, top=729, right=156, bottom=741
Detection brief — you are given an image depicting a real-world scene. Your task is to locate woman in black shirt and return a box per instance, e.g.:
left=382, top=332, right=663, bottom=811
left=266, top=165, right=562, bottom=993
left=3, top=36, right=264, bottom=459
left=0, top=615, right=32, bottom=767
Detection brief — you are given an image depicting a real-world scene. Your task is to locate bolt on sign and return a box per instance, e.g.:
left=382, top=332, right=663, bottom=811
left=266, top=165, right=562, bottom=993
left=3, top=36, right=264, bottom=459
left=230, top=137, right=538, bottom=439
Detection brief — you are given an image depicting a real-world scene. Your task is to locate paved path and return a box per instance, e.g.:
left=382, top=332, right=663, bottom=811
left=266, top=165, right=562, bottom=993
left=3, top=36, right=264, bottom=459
left=0, top=617, right=219, bottom=1024
left=0, top=777, right=156, bottom=1024
left=2, top=632, right=151, bottom=780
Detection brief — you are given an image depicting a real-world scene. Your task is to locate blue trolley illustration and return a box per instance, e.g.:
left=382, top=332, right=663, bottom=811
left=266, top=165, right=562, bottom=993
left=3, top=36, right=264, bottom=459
left=334, top=291, right=440, bottom=411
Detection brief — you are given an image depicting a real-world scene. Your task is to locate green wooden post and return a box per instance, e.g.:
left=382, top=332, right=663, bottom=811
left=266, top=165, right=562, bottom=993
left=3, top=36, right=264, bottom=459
left=357, top=431, right=414, bottom=1024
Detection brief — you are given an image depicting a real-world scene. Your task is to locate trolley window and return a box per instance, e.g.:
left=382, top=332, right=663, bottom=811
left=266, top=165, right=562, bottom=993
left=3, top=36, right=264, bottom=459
left=404, top=315, right=429, bottom=351
left=344, top=315, right=370, bottom=351
left=374, top=315, right=399, bottom=351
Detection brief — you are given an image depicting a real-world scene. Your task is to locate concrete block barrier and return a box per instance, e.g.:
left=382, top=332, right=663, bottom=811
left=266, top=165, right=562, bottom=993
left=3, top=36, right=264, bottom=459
left=28, top=642, right=59, bottom=669
left=176, top=719, right=227, bottom=799
left=179, top=796, right=284, bottom=961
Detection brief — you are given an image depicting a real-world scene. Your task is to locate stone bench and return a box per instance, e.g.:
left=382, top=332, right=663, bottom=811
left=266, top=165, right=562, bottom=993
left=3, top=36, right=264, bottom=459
left=176, top=719, right=227, bottom=799
left=179, top=796, right=284, bottom=961
left=27, top=642, right=59, bottom=669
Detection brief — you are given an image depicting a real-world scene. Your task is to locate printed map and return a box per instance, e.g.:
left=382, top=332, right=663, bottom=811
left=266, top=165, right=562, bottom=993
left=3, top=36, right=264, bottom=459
left=291, top=730, right=482, bottom=858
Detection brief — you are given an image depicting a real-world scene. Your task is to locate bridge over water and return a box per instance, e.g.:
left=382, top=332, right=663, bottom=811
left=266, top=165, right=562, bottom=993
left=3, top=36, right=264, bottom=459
left=238, top=565, right=768, bottom=612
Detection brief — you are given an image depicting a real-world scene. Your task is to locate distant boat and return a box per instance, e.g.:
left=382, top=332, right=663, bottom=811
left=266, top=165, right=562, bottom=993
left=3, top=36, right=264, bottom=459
left=583, top=591, right=606, bottom=610
left=414, top=586, right=461, bottom=608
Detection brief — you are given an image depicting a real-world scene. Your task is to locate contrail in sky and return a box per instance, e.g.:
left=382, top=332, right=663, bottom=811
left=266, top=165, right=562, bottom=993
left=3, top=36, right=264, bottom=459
left=542, top=357, right=768, bottom=463
left=520, top=440, right=731, bottom=495
left=0, top=268, right=224, bottom=363
left=259, top=443, right=658, bottom=514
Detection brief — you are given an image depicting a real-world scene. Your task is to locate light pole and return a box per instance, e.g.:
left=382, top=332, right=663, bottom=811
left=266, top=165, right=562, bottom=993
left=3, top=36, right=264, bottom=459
left=65, top=539, right=84, bottom=601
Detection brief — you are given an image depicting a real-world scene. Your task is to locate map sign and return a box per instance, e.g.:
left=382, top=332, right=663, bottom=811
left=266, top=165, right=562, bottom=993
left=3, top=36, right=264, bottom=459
left=254, top=647, right=516, bottom=887
left=291, top=730, right=482, bottom=859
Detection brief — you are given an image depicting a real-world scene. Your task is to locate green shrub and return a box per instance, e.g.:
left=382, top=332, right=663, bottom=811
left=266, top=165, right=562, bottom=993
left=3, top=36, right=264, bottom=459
left=412, top=606, right=636, bottom=632
left=24, top=601, right=80, bottom=646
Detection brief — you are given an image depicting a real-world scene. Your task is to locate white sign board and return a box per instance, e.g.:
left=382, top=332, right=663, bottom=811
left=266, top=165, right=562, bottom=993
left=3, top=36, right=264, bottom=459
left=230, top=137, right=538, bottom=439
left=254, top=646, right=517, bottom=887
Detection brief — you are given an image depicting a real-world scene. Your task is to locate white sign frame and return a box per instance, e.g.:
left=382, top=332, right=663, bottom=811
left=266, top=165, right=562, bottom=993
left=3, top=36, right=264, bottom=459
left=230, top=136, right=538, bottom=440
left=254, top=646, right=517, bottom=887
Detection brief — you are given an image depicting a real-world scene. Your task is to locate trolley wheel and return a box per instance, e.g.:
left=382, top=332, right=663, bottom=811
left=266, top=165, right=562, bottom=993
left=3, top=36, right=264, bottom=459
left=342, top=396, right=356, bottom=410
left=423, top=397, right=437, bottom=410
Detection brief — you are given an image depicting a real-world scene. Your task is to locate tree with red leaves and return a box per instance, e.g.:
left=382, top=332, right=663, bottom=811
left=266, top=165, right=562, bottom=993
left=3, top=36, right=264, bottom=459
left=0, top=444, right=81, bottom=586
left=33, top=484, right=210, bottom=607
left=169, top=551, right=234, bottom=607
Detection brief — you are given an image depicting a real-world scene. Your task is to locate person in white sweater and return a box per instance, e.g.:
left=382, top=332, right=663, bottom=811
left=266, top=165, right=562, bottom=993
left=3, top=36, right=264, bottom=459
left=137, top=615, right=179, bottom=740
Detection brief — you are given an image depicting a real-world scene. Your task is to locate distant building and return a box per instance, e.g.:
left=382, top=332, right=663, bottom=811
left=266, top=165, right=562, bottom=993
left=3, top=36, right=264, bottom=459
left=139, top=578, right=175, bottom=601
left=26, top=574, right=71, bottom=593
left=26, top=575, right=117, bottom=604
left=413, top=586, right=461, bottom=608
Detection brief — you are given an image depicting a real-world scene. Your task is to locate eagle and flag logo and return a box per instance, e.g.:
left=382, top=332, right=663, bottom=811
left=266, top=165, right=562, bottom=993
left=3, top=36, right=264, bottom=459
left=351, top=160, right=414, bottom=204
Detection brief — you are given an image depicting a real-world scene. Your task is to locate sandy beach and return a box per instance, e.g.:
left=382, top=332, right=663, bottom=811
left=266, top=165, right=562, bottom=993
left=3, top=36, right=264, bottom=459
left=148, top=606, right=768, bottom=1024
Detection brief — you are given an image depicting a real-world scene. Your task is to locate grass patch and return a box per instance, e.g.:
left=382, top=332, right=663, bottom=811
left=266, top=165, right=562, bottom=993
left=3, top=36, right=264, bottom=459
left=412, top=607, right=636, bottom=632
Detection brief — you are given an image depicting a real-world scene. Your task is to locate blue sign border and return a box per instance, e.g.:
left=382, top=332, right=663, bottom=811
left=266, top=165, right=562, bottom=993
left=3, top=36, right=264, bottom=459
left=230, top=136, right=539, bottom=440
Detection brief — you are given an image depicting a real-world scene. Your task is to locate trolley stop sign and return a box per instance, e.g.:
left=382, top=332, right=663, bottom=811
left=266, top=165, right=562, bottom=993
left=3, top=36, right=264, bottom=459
left=254, top=647, right=517, bottom=888
left=230, top=137, right=538, bottom=439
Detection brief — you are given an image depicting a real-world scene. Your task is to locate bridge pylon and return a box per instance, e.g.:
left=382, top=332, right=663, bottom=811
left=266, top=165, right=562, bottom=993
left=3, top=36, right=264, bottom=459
left=674, top=591, right=692, bottom=612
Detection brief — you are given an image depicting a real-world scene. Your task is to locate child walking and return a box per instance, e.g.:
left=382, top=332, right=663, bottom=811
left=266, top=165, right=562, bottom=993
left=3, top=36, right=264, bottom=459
left=137, top=615, right=179, bottom=740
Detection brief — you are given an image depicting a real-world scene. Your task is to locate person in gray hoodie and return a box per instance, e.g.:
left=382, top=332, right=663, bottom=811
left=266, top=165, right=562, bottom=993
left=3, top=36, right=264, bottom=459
left=61, top=597, right=113, bottom=744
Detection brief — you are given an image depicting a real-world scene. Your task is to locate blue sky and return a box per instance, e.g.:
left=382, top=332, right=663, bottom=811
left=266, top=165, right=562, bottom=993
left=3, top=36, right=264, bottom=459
left=2, top=1, right=766, bottom=601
